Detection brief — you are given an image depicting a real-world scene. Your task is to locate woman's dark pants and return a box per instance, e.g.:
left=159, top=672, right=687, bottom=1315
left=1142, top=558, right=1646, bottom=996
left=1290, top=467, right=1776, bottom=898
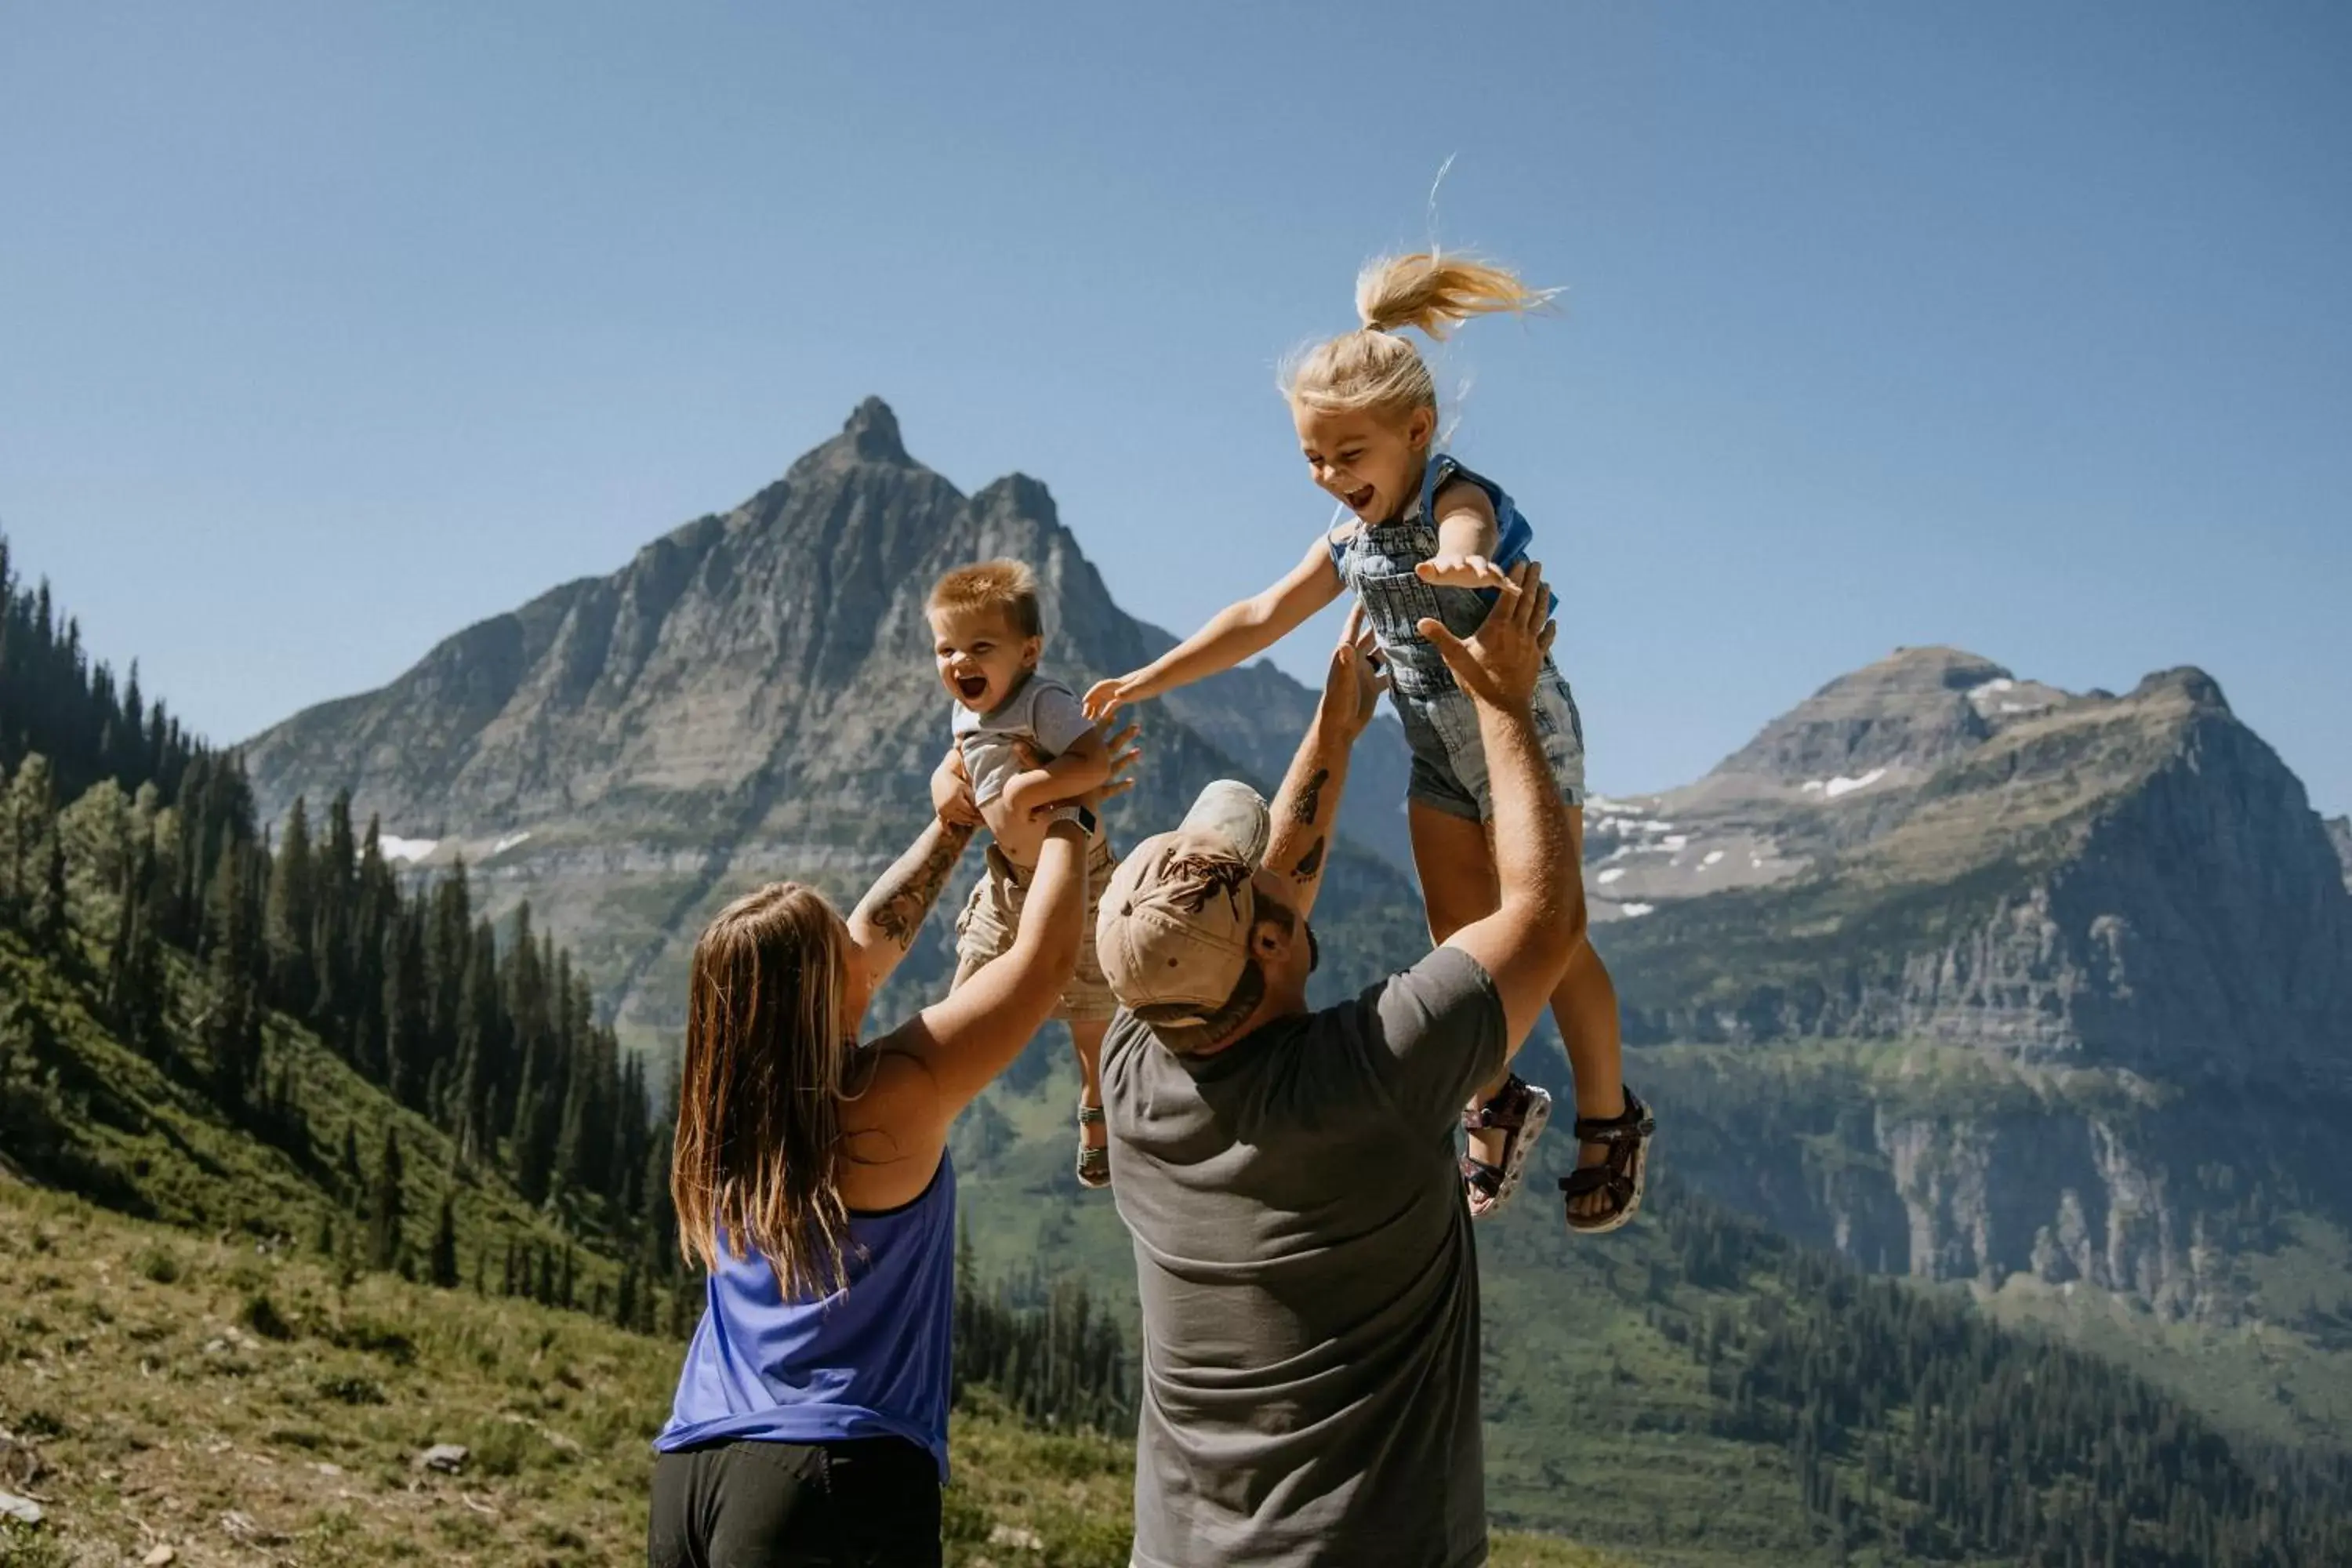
left=648, top=1436, right=942, bottom=1567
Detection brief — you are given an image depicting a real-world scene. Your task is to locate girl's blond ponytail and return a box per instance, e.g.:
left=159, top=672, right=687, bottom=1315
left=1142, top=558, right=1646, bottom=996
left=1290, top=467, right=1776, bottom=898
left=1356, top=252, right=1555, bottom=339
left=1285, top=251, right=1554, bottom=422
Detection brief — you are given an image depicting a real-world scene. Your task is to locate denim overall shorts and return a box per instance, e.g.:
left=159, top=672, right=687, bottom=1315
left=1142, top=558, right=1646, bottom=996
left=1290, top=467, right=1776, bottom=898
left=1327, top=455, right=1587, bottom=821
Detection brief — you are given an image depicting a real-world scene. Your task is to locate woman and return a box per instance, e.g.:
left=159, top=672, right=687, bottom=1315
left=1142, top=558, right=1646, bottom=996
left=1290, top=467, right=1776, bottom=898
left=649, top=734, right=1135, bottom=1566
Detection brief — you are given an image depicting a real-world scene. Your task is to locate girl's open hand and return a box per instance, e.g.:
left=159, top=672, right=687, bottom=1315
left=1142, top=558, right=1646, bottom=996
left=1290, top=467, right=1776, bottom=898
left=1082, top=676, right=1137, bottom=723
left=1414, top=552, right=1513, bottom=592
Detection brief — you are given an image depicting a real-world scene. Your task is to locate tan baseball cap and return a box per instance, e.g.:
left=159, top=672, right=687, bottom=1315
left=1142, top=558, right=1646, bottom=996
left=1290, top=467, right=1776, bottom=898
left=1096, top=781, right=1272, bottom=1054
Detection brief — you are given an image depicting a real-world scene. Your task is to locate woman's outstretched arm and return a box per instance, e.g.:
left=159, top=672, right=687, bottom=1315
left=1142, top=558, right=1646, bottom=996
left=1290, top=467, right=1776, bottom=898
left=845, top=775, right=981, bottom=1003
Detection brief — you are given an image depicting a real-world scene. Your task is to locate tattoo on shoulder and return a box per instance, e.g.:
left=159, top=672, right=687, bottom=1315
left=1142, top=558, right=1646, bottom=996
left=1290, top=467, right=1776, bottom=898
left=1292, top=836, right=1325, bottom=879
left=1291, top=768, right=1328, bottom=825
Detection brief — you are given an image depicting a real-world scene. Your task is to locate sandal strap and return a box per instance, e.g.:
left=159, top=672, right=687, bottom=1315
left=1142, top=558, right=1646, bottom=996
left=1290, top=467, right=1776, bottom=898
left=1560, top=1166, right=1636, bottom=1202
left=1460, top=1154, right=1505, bottom=1199
left=1076, top=1105, right=1105, bottom=1126
left=1571, top=1090, right=1654, bottom=1144
left=1461, top=1073, right=1537, bottom=1133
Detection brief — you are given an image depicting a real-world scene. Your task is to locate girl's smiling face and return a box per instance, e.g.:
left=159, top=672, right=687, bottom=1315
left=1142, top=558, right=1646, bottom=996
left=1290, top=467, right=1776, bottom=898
left=1293, top=401, right=1437, bottom=524
left=930, top=604, right=1040, bottom=713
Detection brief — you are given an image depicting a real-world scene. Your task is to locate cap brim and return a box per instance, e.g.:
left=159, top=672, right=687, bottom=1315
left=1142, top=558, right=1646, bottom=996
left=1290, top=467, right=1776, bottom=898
left=1128, top=957, right=1267, bottom=1057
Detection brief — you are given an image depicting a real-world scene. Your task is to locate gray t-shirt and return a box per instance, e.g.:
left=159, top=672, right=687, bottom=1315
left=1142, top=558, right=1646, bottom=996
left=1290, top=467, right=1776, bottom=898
left=950, top=671, right=1094, bottom=807
left=1101, top=946, right=1506, bottom=1568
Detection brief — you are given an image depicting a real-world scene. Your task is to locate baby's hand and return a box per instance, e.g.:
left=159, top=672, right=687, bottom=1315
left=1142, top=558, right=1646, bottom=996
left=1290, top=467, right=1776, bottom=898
left=1083, top=676, right=1138, bottom=722
left=931, top=751, right=983, bottom=829
left=1415, top=553, right=1512, bottom=591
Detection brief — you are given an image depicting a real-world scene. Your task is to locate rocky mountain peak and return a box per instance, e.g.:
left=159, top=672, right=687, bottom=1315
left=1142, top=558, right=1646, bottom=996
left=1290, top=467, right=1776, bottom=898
left=2128, top=665, right=2231, bottom=714
left=837, top=396, right=909, bottom=464
left=1707, top=645, right=2014, bottom=788
left=971, top=472, right=1057, bottom=524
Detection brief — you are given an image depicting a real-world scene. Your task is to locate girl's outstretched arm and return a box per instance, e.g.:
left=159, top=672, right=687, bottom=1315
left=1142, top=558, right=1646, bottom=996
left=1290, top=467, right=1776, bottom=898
left=1084, top=535, right=1345, bottom=719
left=1416, top=480, right=1513, bottom=591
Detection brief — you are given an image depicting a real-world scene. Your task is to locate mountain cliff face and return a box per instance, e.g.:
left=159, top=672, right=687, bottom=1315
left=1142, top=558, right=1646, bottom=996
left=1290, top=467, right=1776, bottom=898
left=2330, top=815, right=2352, bottom=890
left=1589, top=648, right=2352, bottom=1087
left=1592, top=646, right=2352, bottom=1345
left=243, top=401, right=1425, bottom=1047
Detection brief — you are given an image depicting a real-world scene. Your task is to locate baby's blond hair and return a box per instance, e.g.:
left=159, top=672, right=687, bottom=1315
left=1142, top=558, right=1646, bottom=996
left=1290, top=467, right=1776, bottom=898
left=927, top=558, right=1042, bottom=639
left=1282, top=252, right=1555, bottom=426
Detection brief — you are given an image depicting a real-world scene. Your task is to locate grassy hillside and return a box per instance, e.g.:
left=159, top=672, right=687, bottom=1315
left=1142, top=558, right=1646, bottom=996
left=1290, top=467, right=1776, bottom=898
left=0, top=928, right=626, bottom=1309
left=0, top=1178, right=1632, bottom=1567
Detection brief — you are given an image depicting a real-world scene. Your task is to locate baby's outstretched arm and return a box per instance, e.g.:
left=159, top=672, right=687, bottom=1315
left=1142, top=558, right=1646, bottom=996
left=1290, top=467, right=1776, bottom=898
left=1416, top=480, right=1513, bottom=591
left=999, top=727, right=1110, bottom=821
left=1084, top=536, right=1344, bottom=720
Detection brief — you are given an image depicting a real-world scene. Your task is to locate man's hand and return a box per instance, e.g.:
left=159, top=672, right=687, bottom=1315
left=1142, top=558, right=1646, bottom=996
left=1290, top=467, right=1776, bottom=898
left=1082, top=673, right=1145, bottom=722
left=1414, top=551, right=1512, bottom=591
left=1012, top=723, right=1142, bottom=819
left=1316, top=604, right=1389, bottom=744
left=1416, top=560, right=1556, bottom=713
left=931, top=747, right=983, bottom=829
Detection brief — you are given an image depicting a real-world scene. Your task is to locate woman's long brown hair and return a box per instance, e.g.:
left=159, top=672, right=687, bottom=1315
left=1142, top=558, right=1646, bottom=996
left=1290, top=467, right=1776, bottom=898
left=669, top=882, right=862, bottom=1298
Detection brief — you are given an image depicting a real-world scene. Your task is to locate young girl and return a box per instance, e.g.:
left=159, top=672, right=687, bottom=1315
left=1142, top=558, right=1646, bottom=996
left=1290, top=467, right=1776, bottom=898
left=1084, top=252, right=1653, bottom=1232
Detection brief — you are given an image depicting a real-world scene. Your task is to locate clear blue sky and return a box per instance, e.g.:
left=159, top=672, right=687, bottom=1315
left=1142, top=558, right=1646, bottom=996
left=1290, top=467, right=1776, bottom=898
left=4, top=2, right=2347, bottom=812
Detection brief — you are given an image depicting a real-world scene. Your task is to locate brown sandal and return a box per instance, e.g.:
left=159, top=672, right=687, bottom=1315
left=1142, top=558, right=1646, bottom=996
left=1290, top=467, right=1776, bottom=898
left=1461, top=1075, right=1553, bottom=1219
left=1559, top=1088, right=1654, bottom=1234
left=1075, top=1105, right=1110, bottom=1189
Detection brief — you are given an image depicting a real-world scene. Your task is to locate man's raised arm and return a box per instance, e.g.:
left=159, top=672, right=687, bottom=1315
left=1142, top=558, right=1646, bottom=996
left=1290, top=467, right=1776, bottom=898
left=1261, top=607, right=1388, bottom=921
left=1418, top=562, right=1578, bottom=1049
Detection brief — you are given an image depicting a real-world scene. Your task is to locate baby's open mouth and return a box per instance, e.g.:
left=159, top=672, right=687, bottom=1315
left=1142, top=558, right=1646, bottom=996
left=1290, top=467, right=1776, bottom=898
left=956, top=674, right=989, bottom=701
left=1345, top=484, right=1376, bottom=511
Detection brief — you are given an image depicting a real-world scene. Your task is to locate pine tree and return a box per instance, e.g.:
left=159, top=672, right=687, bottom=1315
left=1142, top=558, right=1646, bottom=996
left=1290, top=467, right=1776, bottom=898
left=0, top=753, right=56, bottom=916
left=429, top=1191, right=459, bottom=1289
left=102, top=840, right=165, bottom=1051
left=615, top=1261, right=639, bottom=1332
left=202, top=840, right=261, bottom=1112
left=451, top=920, right=502, bottom=1166
left=264, top=796, right=318, bottom=1013
left=31, top=826, right=67, bottom=947
left=369, top=1127, right=405, bottom=1271
left=382, top=907, right=427, bottom=1108
left=339, top=1121, right=366, bottom=1208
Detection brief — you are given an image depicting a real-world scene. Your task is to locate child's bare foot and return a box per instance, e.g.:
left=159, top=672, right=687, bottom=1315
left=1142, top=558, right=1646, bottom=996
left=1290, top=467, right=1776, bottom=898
left=1461, top=1076, right=1552, bottom=1218
left=1560, top=1088, right=1653, bottom=1233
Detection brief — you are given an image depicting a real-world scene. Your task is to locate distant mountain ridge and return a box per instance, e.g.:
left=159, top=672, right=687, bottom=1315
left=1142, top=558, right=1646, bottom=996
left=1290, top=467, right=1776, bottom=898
left=1584, top=644, right=2352, bottom=1085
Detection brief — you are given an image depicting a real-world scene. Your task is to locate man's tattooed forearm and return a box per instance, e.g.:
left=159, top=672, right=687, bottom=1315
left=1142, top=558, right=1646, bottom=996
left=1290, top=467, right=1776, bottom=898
left=1290, top=768, right=1329, bottom=826
left=858, top=821, right=975, bottom=949
left=1291, top=836, right=1326, bottom=880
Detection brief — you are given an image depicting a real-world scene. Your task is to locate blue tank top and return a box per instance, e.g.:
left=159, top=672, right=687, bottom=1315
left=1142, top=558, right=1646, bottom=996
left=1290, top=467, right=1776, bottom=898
left=655, top=1153, right=957, bottom=1479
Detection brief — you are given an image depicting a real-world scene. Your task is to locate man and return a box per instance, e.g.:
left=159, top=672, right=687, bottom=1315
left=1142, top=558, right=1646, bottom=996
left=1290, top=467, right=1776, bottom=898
left=1094, top=563, right=1586, bottom=1567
